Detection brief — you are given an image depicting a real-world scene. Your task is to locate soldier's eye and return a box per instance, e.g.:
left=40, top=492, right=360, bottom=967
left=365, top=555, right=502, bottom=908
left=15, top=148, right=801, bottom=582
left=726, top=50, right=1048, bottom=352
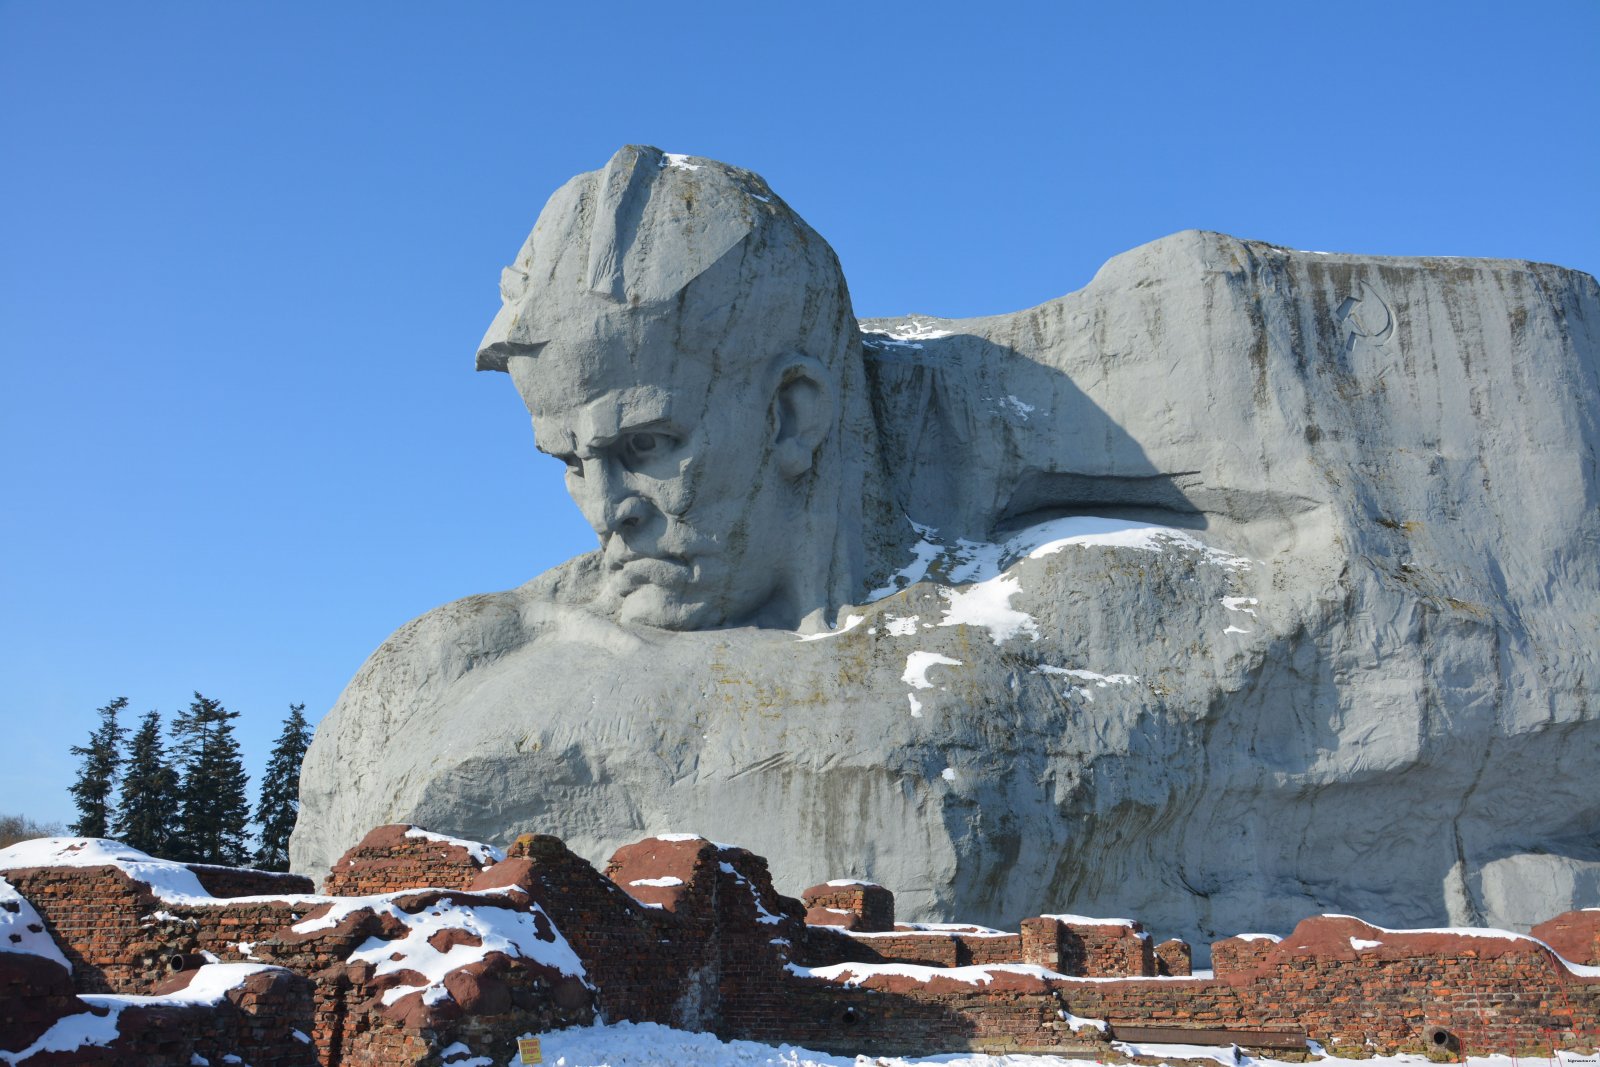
left=558, top=454, right=583, bottom=477
left=627, top=432, right=661, bottom=455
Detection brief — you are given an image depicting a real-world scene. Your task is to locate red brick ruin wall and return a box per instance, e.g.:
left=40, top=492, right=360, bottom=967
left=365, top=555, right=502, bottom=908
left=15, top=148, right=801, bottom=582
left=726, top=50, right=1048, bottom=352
left=7, top=827, right=1600, bottom=1065
left=320, top=824, right=491, bottom=895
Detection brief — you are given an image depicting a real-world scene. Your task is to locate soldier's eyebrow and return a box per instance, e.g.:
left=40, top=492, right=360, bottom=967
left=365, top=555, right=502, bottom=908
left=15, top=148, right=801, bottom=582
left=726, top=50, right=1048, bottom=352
left=581, top=418, right=678, bottom=452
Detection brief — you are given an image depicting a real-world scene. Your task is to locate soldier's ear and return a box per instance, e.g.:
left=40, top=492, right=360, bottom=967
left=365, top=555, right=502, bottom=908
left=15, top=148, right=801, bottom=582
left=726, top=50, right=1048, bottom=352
left=771, top=356, right=833, bottom=479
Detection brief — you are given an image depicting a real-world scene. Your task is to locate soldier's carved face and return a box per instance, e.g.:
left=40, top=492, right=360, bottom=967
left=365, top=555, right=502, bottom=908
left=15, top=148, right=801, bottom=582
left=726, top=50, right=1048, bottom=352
left=508, top=330, right=814, bottom=631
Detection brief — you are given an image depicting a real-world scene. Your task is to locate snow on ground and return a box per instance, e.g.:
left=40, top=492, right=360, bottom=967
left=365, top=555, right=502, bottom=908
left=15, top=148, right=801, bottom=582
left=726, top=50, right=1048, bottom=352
left=787, top=961, right=1068, bottom=988
left=512, top=1021, right=1600, bottom=1067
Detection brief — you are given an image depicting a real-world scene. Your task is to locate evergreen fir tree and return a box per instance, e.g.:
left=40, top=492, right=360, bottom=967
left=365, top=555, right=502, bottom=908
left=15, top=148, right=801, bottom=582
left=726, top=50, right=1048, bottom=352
left=115, top=709, right=180, bottom=857
left=253, top=703, right=311, bottom=871
left=68, top=696, right=128, bottom=837
left=170, top=692, right=251, bottom=866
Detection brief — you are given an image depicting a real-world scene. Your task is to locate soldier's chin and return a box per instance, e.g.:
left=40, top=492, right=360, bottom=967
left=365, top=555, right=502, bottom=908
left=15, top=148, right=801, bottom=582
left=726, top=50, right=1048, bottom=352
left=615, top=585, right=719, bottom=631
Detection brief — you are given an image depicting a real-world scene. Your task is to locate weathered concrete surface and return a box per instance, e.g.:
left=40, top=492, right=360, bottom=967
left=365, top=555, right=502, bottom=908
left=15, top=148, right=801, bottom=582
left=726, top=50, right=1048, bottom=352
left=293, top=148, right=1600, bottom=955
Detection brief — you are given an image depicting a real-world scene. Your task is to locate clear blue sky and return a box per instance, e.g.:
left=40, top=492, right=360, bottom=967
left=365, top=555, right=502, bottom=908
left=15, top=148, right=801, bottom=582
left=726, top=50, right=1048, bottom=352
left=3, top=2, right=1595, bottom=830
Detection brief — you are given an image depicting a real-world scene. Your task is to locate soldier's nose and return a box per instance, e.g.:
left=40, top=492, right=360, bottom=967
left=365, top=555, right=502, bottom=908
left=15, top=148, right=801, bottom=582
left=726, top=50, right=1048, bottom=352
left=607, top=494, right=651, bottom=533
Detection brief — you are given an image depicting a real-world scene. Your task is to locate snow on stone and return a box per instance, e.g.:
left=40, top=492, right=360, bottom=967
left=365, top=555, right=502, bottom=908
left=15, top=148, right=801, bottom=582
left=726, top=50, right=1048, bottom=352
left=825, top=879, right=877, bottom=888
left=0, top=838, right=212, bottom=903
left=1113, top=1041, right=1246, bottom=1065
left=861, top=318, right=955, bottom=350
left=1350, top=937, right=1383, bottom=950
left=941, top=767, right=957, bottom=782
left=902, top=651, right=962, bottom=689
left=884, top=614, right=920, bottom=636
left=1034, top=665, right=1137, bottom=687
left=438, top=1041, right=493, bottom=1066
left=347, top=896, right=586, bottom=1007
left=867, top=515, right=1251, bottom=646
left=796, top=613, right=865, bottom=641
left=868, top=518, right=945, bottom=598
left=1235, top=933, right=1282, bottom=943
left=1057, top=1009, right=1109, bottom=1033
left=652, top=833, right=707, bottom=843
left=1222, top=595, right=1259, bottom=615
left=882, top=921, right=1014, bottom=936
left=403, top=826, right=506, bottom=867
left=907, top=693, right=924, bottom=717
left=628, top=876, right=685, bottom=888
left=717, top=861, right=784, bottom=925
left=1326, top=917, right=1600, bottom=978
left=661, top=152, right=700, bottom=171
left=119, top=963, right=283, bottom=1007
left=1000, top=395, right=1036, bottom=420
left=0, top=875, right=71, bottom=970
left=938, top=572, right=1039, bottom=644
left=1223, top=624, right=1252, bottom=635
left=0, top=964, right=285, bottom=1066
left=1039, top=913, right=1138, bottom=928
left=788, top=961, right=1067, bottom=987
left=0, top=1000, right=124, bottom=1064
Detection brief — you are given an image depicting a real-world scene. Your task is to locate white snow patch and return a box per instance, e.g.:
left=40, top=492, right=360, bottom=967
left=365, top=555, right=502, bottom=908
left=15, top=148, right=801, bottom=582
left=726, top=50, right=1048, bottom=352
left=907, top=693, right=923, bottom=717
left=628, top=876, right=685, bottom=888
left=661, top=152, right=700, bottom=171
left=1000, top=395, right=1036, bottom=420
left=1222, top=595, right=1259, bottom=615
left=882, top=922, right=1013, bottom=936
left=346, top=896, right=586, bottom=1007
left=1113, top=1041, right=1249, bottom=1065
left=717, top=861, right=784, bottom=924
left=1034, top=666, right=1138, bottom=687
left=867, top=516, right=1252, bottom=645
left=1, top=1003, right=125, bottom=1065
left=862, top=318, right=955, bottom=350
left=1059, top=1009, right=1109, bottom=1033
left=1223, top=624, right=1252, bottom=635
left=1039, top=913, right=1139, bottom=928
left=941, top=767, right=957, bottom=782
left=884, top=614, right=920, bottom=636
left=1234, top=933, right=1282, bottom=943
left=652, top=833, right=707, bottom=843
left=939, top=572, right=1039, bottom=644
left=869, top=518, right=945, bottom=598
left=903, top=651, right=962, bottom=689
left=796, top=613, right=865, bottom=641
left=789, top=961, right=1066, bottom=987
left=403, top=827, right=505, bottom=867
left=1317, top=916, right=1600, bottom=977
left=1350, top=937, right=1383, bottom=950
left=0, top=838, right=213, bottom=903
left=472, top=1017, right=1584, bottom=1067
left=0, top=876, right=71, bottom=970
left=825, top=879, right=878, bottom=888
left=146, top=909, right=193, bottom=925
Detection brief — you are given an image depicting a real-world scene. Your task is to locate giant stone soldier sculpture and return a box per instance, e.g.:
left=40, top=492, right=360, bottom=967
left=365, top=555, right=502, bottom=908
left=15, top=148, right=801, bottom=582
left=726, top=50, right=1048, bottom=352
left=294, top=146, right=1600, bottom=951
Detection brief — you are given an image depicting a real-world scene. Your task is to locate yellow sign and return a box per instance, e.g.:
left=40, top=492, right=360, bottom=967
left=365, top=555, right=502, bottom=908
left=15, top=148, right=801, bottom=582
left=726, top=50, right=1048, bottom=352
left=517, top=1036, right=543, bottom=1064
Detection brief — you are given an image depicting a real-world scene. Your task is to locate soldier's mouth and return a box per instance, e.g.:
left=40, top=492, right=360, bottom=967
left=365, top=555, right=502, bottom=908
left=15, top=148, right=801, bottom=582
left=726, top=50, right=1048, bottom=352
left=609, top=555, right=696, bottom=591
